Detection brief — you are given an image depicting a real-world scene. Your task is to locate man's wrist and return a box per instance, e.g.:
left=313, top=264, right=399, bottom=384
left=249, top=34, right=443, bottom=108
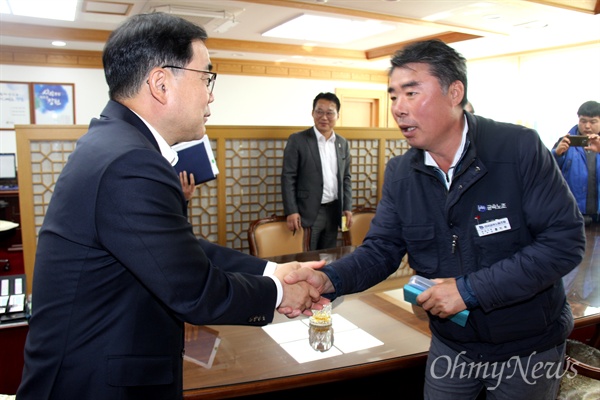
left=456, top=275, right=479, bottom=309
left=321, top=264, right=340, bottom=300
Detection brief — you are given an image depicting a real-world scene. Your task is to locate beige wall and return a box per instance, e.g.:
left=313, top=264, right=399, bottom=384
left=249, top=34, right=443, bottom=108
left=3, top=41, right=599, bottom=156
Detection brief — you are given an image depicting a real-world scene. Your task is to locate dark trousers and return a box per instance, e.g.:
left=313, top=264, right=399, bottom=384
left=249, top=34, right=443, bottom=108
left=310, top=201, right=339, bottom=250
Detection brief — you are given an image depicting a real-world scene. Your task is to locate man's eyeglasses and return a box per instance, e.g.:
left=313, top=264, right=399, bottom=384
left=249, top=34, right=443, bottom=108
left=314, top=109, right=337, bottom=118
left=162, top=65, right=217, bottom=94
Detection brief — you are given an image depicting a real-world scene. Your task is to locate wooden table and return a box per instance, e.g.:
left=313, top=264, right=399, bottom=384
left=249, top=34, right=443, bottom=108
left=183, top=246, right=429, bottom=399
left=183, top=231, right=600, bottom=399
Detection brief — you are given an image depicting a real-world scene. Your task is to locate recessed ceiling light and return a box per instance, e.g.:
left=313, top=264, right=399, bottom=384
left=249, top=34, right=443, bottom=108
left=52, top=41, right=67, bottom=47
left=263, top=14, right=395, bottom=44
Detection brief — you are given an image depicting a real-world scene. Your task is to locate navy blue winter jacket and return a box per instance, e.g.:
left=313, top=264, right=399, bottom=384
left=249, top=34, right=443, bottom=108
left=323, top=113, right=585, bottom=362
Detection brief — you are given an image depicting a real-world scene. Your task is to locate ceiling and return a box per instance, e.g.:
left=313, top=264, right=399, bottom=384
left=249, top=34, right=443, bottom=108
left=1, top=0, right=599, bottom=71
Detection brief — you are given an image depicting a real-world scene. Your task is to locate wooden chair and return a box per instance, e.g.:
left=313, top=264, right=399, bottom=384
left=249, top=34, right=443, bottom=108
left=247, top=214, right=311, bottom=258
left=342, top=206, right=377, bottom=246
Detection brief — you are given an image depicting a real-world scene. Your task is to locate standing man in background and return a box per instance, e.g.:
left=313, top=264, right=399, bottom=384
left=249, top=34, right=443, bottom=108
left=17, top=12, right=324, bottom=400
left=281, top=92, right=353, bottom=250
left=552, top=100, right=600, bottom=225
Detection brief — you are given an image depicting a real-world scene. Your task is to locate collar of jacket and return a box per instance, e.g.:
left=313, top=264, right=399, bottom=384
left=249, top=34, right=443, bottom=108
left=409, top=113, right=478, bottom=179
left=101, top=100, right=161, bottom=153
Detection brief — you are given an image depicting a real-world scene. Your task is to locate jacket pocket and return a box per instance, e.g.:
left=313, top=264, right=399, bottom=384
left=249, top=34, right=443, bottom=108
left=473, top=213, right=523, bottom=268
left=402, top=224, right=438, bottom=274
left=106, top=355, right=173, bottom=387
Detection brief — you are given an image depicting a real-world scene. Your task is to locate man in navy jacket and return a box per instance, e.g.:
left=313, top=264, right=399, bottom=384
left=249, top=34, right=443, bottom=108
left=288, top=40, right=585, bottom=399
left=17, top=13, right=324, bottom=400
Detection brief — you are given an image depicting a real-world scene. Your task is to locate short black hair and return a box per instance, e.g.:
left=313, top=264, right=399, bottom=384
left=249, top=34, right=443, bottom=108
left=103, top=12, right=208, bottom=100
left=313, top=92, right=341, bottom=112
left=389, top=39, right=469, bottom=108
left=577, top=101, right=600, bottom=118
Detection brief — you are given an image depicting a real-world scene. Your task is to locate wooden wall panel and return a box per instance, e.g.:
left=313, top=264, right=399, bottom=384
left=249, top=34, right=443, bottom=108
left=1, top=46, right=388, bottom=83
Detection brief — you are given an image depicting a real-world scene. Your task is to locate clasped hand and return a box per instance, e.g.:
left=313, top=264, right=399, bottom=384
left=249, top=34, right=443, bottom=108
left=274, top=260, right=333, bottom=318
left=416, top=278, right=466, bottom=319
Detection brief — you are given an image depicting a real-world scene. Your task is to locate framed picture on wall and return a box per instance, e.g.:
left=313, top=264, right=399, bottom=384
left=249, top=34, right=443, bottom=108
left=32, top=82, right=76, bottom=125
left=0, top=81, right=32, bottom=130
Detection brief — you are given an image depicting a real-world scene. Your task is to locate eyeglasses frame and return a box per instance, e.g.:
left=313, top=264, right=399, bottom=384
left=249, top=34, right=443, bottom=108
left=313, top=109, right=338, bottom=118
left=162, top=65, right=217, bottom=94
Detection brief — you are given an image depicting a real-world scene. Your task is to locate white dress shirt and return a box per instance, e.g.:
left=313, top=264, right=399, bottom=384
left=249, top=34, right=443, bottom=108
left=314, top=127, right=338, bottom=204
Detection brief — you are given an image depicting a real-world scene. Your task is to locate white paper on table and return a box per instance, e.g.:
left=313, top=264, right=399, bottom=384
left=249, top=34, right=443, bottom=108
left=379, top=288, right=415, bottom=313
left=262, top=320, right=309, bottom=344
left=280, top=339, right=343, bottom=363
left=263, top=313, right=383, bottom=364
left=333, top=328, right=384, bottom=353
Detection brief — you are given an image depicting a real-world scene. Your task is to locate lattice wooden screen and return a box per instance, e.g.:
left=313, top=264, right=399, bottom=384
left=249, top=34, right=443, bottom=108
left=16, top=125, right=407, bottom=294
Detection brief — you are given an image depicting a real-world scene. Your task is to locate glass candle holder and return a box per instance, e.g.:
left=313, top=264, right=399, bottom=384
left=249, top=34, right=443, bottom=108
left=309, top=302, right=332, bottom=327
left=308, top=302, right=333, bottom=351
left=309, top=324, right=334, bottom=352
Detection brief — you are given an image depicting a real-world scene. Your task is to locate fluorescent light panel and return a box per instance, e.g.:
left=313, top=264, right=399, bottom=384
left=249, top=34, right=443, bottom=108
left=0, top=0, right=77, bottom=21
left=262, top=14, right=395, bottom=44
left=85, top=1, right=130, bottom=15
left=151, top=5, right=229, bottom=19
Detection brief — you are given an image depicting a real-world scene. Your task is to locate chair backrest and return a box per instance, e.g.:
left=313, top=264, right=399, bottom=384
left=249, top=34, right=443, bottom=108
left=247, top=214, right=311, bottom=258
left=343, top=206, right=376, bottom=246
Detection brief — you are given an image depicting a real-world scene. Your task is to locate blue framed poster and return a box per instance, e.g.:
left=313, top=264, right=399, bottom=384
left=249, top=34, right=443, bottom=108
left=32, top=83, right=75, bottom=125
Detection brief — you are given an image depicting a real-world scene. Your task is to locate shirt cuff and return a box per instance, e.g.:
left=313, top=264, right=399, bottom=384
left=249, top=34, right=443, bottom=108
left=263, top=261, right=277, bottom=276
left=264, top=262, right=282, bottom=307
left=456, top=275, right=479, bottom=309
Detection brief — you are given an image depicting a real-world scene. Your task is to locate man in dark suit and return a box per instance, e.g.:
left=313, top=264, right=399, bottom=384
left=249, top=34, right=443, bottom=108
left=17, top=13, right=325, bottom=400
left=281, top=92, right=353, bottom=250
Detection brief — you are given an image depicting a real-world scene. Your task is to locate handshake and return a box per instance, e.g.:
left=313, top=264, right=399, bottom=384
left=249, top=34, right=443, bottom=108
left=272, top=260, right=334, bottom=318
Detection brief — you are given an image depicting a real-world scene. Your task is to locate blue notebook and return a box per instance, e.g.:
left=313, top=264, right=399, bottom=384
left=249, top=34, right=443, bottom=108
left=403, top=276, right=469, bottom=327
left=172, top=135, right=219, bottom=184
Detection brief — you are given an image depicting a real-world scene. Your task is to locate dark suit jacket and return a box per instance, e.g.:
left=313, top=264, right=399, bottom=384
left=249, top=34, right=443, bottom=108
left=281, top=127, right=352, bottom=227
left=18, top=101, right=277, bottom=400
